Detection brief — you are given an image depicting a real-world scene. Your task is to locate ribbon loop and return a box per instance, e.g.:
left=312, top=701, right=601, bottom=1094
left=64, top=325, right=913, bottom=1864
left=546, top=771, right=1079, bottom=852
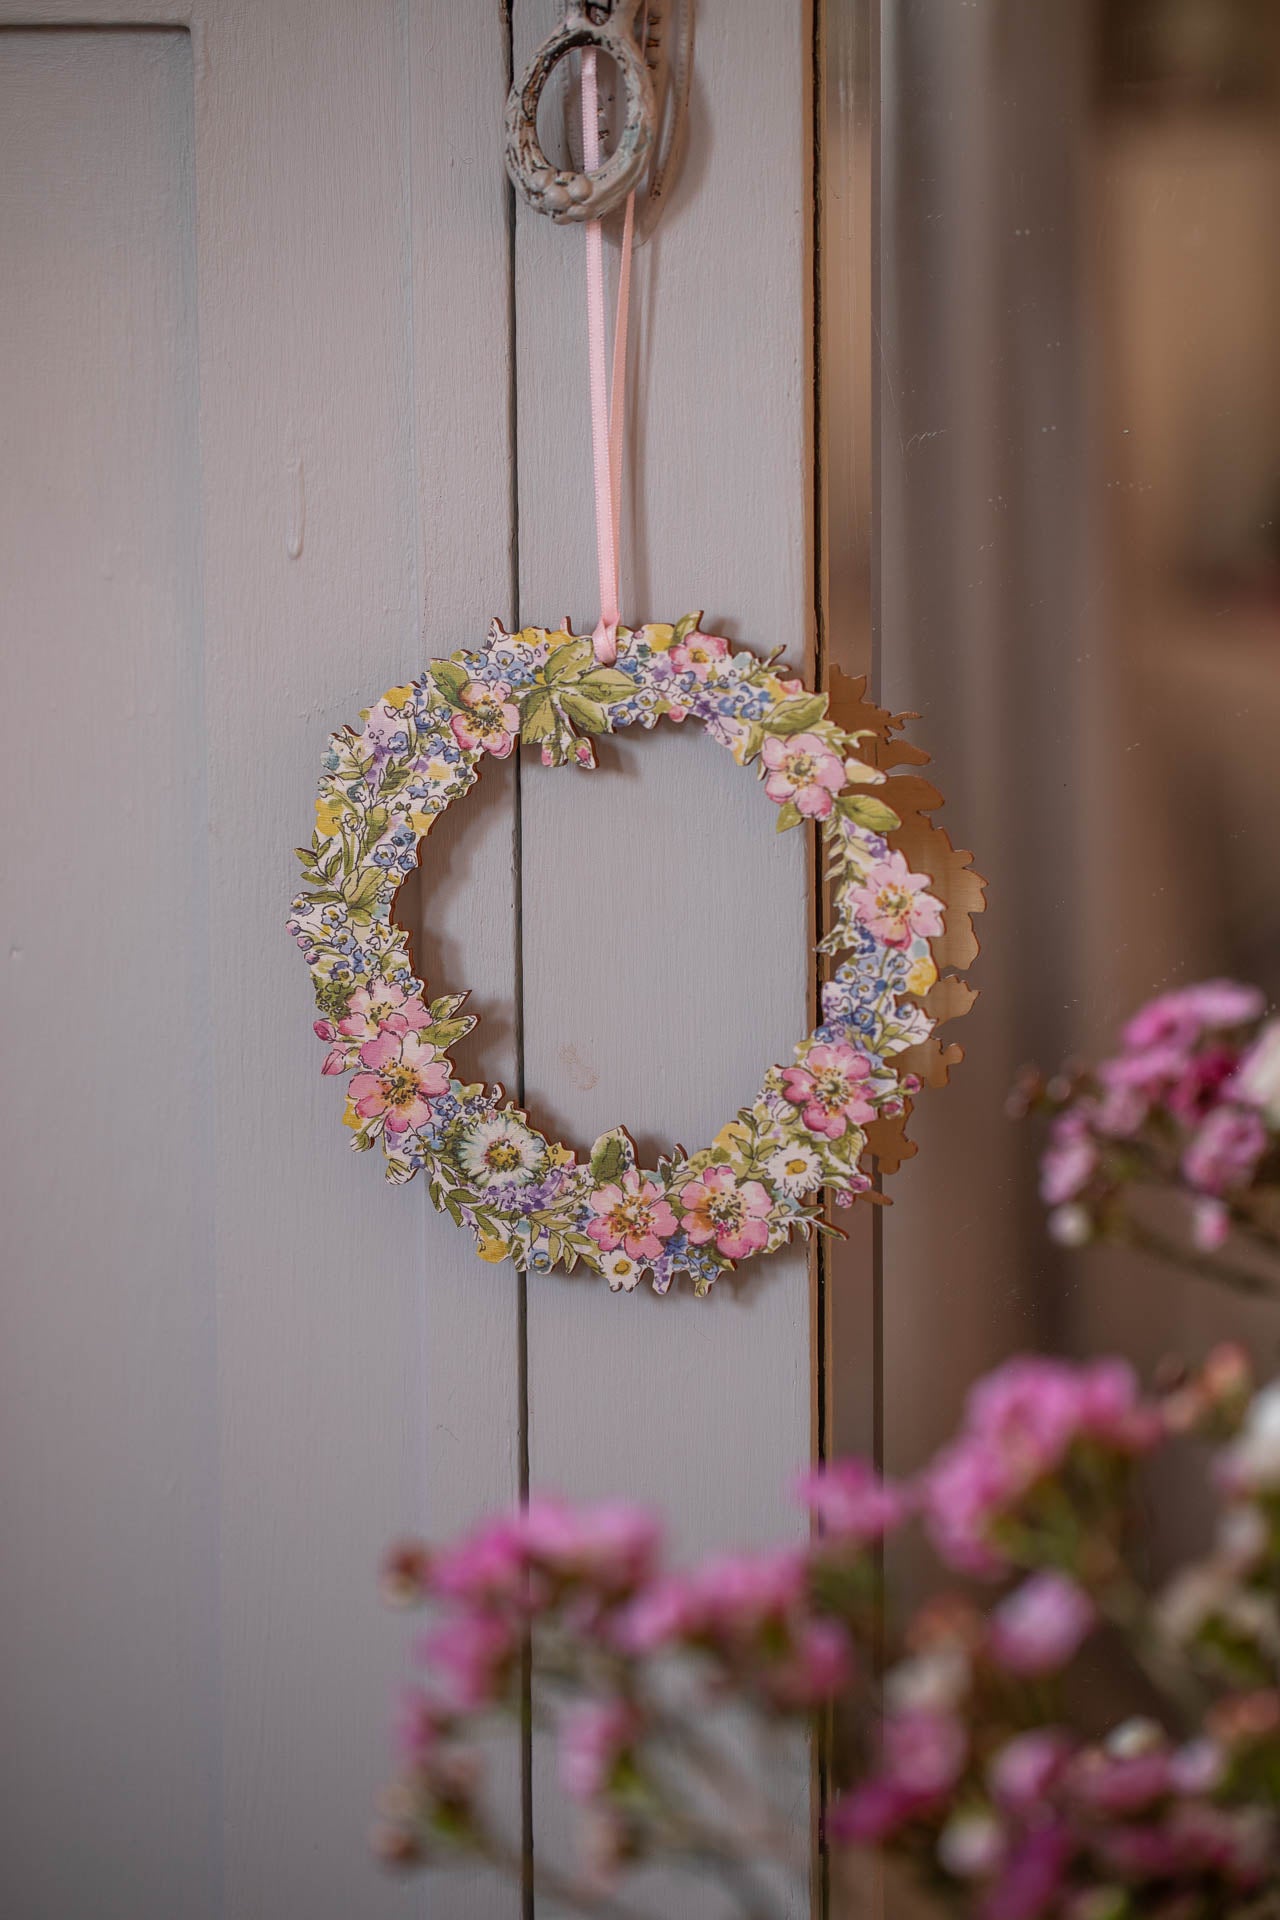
left=581, top=49, right=635, bottom=665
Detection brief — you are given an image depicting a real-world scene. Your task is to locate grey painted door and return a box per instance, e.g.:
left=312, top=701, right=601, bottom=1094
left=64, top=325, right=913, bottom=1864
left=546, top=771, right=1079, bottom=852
left=0, top=4, right=820, bottom=1915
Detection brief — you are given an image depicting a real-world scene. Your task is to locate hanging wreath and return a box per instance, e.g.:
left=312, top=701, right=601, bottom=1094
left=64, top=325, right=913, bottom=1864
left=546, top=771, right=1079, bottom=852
left=288, top=617, right=980, bottom=1295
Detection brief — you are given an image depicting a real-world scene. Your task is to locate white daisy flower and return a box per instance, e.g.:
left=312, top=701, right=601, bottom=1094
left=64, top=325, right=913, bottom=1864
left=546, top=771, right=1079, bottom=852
left=601, top=1248, right=647, bottom=1292
left=458, top=1115, right=545, bottom=1189
left=765, top=1143, right=823, bottom=1198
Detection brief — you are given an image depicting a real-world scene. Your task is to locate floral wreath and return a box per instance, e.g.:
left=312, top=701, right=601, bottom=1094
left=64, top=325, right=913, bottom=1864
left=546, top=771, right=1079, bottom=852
left=289, top=617, right=979, bottom=1296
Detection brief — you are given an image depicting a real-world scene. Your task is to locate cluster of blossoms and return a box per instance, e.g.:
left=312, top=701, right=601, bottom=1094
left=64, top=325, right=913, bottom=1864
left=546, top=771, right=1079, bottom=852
left=1015, top=980, right=1280, bottom=1274
left=290, top=616, right=946, bottom=1291
left=375, top=1348, right=1280, bottom=1919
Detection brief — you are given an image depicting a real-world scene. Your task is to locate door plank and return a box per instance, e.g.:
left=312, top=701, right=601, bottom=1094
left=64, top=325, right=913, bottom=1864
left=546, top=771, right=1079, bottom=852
left=0, top=28, right=217, bottom=1920
left=512, top=1, right=816, bottom=1910
left=191, top=2, right=519, bottom=1914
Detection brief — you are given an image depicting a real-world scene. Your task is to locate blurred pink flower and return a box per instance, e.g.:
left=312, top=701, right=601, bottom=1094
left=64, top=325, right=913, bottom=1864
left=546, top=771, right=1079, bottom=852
left=1183, top=1106, right=1268, bottom=1197
left=795, top=1458, right=909, bottom=1547
left=988, top=1572, right=1095, bottom=1676
left=558, top=1700, right=637, bottom=1803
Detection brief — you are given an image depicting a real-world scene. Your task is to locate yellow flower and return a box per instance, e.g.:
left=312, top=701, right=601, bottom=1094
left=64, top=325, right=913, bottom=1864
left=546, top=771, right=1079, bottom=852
left=408, top=811, right=437, bottom=838
left=906, top=954, right=938, bottom=996
left=315, top=792, right=346, bottom=836
left=341, top=1096, right=362, bottom=1131
left=643, top=623, right=676, bottom=651
left=475, top=1233, right=509, bottom=1265
left=546, top=1141, right=577, bottom=1168
left=382, top=684, right=414, bottom=710
left=714, top=1119, right=753, bottom=1156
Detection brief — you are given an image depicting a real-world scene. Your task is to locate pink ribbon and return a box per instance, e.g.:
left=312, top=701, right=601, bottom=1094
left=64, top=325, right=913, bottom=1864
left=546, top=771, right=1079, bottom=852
left=581, top=49, right=635, bottom=666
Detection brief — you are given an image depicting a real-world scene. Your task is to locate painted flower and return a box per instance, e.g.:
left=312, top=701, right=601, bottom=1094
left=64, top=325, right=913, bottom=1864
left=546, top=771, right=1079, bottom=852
left=457, top=1114, right=546, bottom=1189
left=781, top=1041, right=875, bottom=1140
left=587, top=1169, right=679, bottom=1261
left=449, top=679, right=520, bottom=758
left=760, top=731, right=846, bottom=819
left=849, top=850, right=944, bottom=949
left=669, top=630, right=730, bottom=679
left=601, top=1248, right=648, bottom=1292
left=765, top=1142, right=823, bottom=1198
left=678, top=1165, right=773, bottom=1260
left=337, top=978, right=430, bottom=1042
left=349, top=1033, right=451, bottom=1134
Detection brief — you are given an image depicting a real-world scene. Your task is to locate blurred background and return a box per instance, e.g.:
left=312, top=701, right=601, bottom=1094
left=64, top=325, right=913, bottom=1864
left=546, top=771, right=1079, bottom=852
left=825, top=0, right=1280, bottom=1484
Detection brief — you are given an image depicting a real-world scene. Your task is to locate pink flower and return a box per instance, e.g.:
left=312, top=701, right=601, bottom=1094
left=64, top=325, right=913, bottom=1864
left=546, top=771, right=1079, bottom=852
left=449, top=679, right=520, bottom=758
left=883, top=1709, right=968, bottom=1799
left=678, top=1165, right=773, bottom=1260
left=761, top=730, right=846, bottom=818
left=781, top=1041, right=875, bottom=1139
left=922, top=1358, right=1159, bottom=1575
left=420, top=1611, right=514, bottom=1711
left=689, top=1549, right=807, bottom=1639
left=1182, top=1106, right=1267, bottom=1197
left=338, top=978, right=431, bottom=1041
left=669, top=630, right=730, bottom=679
left=349, top=1032, right=450, bottom=1133
left=763, top=1616, right=852, bottom=1710
left=520, top=1498, right=660, bottom=1599
left=849, top=849, right=944, bottom=949
left=988, top=1730, right=1074, bottom=1815
left=586, top=1169, right=679, bottom=1260
left=981, top=1825, right=1072, bottom=1920
left=795, top=1458, right=909, bottom=1547
left=395, top=1687, right=445, bottom=1764
left=988, top=1572, right=1095, bottom=1676
left=1123, top=979, right=1264, bottom=1052
left=1039, top=1117, right=1096, bottom=1204
left=558, top=1700, right=637, bottom=1803
left=829, top=1777, right=921, bottom=1845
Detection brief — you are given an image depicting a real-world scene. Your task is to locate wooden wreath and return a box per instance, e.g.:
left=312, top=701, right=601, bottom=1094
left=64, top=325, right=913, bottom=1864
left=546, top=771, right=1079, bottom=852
left=289, top=617, right=982, bottom=1295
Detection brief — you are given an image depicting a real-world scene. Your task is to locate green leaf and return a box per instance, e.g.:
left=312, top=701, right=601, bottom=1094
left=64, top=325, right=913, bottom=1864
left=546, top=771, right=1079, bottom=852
left=589, top=1127, right=635, bottom=1186
left=430, top=993, right=469, bottom=1021
left=775, top=800, right=804, bottom=833
left=425, top=1017, right=474, bottom=1050
left=672, top=611, right=704, bottom=645
left=575, top=669, right=635, bottom=704
left=342, top=868, right=385, bottom=909
left=520, top=690, right=559, bottom=742
left=428, top=657, right=469, bottom=704
left=764, top=693, right=828, bottom=736
left=544, top=638, right=594, bottom=684
left=559, top=690, right=609, bottom=734
left=838, top=793, right=901, bottom=833
left=740, top=721, right=765, bottom=765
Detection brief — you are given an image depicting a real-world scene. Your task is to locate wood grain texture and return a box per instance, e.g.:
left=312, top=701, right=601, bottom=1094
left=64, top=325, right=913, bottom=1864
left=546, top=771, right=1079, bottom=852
left=513, top=1, right=816, bottom=1911
left=0, top=30, right=218, bottom=1919
left=191, top=3, right=520, bottom=1914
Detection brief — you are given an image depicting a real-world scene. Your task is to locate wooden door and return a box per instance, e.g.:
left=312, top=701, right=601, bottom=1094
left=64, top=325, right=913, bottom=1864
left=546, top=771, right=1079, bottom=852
left=0, top=4, right=826, bottom=1915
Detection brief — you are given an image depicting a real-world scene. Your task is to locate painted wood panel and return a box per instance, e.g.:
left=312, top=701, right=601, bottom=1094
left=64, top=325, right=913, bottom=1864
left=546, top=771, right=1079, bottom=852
left=0, top=3, right=821, bottom=1915
left=512, top=1, right=817, bottom=1912
left=0, top=29, right=218, bottom=1920
left=190, top=4, right=519, bottom=1914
